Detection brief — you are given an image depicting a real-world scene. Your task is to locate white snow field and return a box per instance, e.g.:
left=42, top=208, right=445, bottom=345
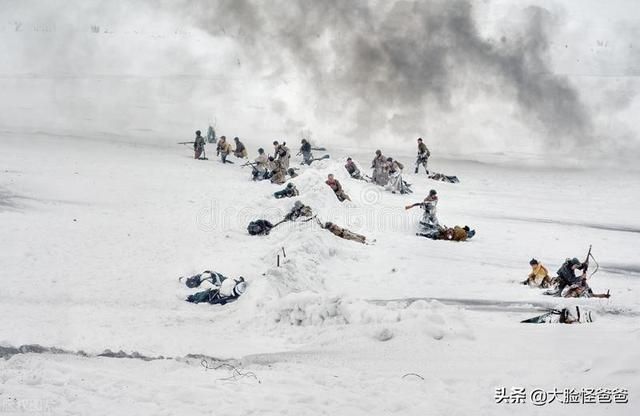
left=1, top=133, right=639, bottom=415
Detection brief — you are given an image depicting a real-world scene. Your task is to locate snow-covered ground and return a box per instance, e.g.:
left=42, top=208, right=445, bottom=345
left=1, top=133, right=639, bottom=415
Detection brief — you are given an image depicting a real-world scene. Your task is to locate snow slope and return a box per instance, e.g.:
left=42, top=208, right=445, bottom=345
left=1, top=133, right=639, bottom=415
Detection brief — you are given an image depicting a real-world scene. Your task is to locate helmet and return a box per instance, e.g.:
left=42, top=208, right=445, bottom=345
left=286, top=182, right=294, bottom=188
left=429, top=189, right=437, bottom=196
left=195, top=130, right=201, bottom=135
left=529, top=258, right=538, bottom=265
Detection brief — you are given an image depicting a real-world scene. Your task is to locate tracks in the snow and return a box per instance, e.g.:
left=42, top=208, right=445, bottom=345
left=368, top=296, right=640, bottom=317
left=0, top=344, right=237, bottom=365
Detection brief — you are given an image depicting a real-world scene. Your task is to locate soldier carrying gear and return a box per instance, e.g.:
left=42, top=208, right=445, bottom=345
left=274, top=182, right=299, bottom=199
left=233, top=137, right=248, bottom=158
left=193, top=130, right=206, bottom=159
left=216, top=136, right=232, bottom=163
left=415, top=137, right=430, bottom=174
left=273, top=140, right=291, bottom=170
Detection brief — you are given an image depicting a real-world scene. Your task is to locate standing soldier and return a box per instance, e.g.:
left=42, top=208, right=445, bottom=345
left=193, top=130, right=206, bottom=159
left=371, top=150, right=388, bottom=186
left=299, top=139, right=313, bottom=165
left=273, top=141, right=291, bottom=170
left=233, top=137, right=248, bottom=158
left=415, top=137, right=430, bottom=174
left=216, top=136, right=232, bottom=164
left=206, top=125, right=216, bottom=143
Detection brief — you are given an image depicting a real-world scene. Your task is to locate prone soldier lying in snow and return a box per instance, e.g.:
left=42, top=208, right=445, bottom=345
left=322, top=221, right=367, bottom=244
left=274, top=182, right=299, bottom=199
left=181, top=271, right=247, bottom=305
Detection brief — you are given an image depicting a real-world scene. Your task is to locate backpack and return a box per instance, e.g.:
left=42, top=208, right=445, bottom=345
left=247, top=219, right=274, bottom=235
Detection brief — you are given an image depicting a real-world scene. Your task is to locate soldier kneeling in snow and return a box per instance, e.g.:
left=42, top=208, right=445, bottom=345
left=270, top=158, right=287, bottom=185
left=522, top=258, right=554, bottom=288
left=545, top=257, right=610, bottom=298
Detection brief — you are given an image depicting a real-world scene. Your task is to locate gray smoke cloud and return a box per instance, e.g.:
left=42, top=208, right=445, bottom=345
left=180, top=0, right=593, bottom=149
left=2, top=0, right=638, bottom=159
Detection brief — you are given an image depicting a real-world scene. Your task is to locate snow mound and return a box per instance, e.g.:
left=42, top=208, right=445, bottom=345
left=219, top=162, right=473, bottom=340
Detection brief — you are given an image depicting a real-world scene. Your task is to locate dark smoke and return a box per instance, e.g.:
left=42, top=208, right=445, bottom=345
left=181, top=0, right=593, bottom=148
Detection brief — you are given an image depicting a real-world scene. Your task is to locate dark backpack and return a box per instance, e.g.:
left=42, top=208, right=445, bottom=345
left=247, top=219, right=274, bottom=235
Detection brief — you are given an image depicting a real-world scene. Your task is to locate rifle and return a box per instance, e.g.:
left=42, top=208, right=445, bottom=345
left=241, top=161, right=257, bottom=168
left=178, top=141, right=195, bottom=145
left=583, top=245, right=599, bottom=279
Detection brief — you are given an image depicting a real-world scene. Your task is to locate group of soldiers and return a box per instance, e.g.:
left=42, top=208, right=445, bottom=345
left=248, top=141, right=294, bottom=184
left=191, top=129, right=296, bottom=184
left=343, top=138, right=435, bottom=195
left=522, top=256, right=610, bottom=299
left=193, top=129, right=441, bottom=193
left=246, top=201, right=368, bottom=245
left=192, top=130, right=248, bottom=162
left=186, top=128, right=612, bottom=315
